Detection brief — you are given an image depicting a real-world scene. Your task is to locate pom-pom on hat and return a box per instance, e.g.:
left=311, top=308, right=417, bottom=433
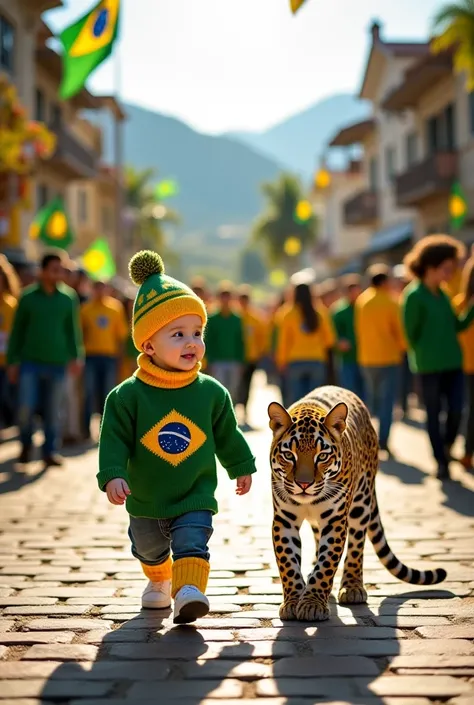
left=129, top=250, right=207, bottom=350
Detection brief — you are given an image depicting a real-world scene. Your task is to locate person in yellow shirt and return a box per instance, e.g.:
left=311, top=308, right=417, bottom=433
left=454, top=256, right=474, bottom=470
left=80, top=281, right=129, bottom=438
left=236, top=285, right=267, bottom=427
left=355, top=265, right=406, bottom=453
left=276, top=281, right=336, bottom=405
left=0, top=255, right=19, bottom=429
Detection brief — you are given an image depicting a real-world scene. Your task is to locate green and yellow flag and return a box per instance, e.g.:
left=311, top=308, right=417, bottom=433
left=449, top=181, right=468, bottom=231
left=82, top=237, right=116, bottom=280
left=154, top=179, right=179, bottom=200
left=294, top=200, right=313, bottom=224
left=290, top=0, right=309, bottom=14
left=59, top=0, right=120, bottom=100
left=29, top=196, right=74, bottom=250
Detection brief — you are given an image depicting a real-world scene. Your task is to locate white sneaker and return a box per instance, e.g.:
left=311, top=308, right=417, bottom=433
left=141, top=579, right=171, bottom=609
left=173, top=584, right=210, bottom=624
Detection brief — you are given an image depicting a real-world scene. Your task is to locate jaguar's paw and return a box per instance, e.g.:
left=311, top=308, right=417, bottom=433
left=338, top=585, right=368, bottom=604
left=296, top=595, right=330, bottom=622
left=279, top=600, right=300, bottom=621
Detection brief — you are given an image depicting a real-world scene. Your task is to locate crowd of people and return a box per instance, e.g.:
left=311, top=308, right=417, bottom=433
left=0, top=233, right=473, bottom=482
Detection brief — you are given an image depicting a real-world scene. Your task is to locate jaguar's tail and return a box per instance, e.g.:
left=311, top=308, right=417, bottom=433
left=368, top=493, right=447, bottom=585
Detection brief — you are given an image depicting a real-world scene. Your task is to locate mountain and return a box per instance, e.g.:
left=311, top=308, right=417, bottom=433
left=227, top=94, right=370, bottom=177
left=97, top=103, right=283, bottom=237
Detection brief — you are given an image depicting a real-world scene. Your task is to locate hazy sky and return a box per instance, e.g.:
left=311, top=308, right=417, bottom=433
left=46, top=0, right=443, bottom=134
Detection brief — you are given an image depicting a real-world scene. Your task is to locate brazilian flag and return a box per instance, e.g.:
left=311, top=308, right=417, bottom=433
left=290, top=0, right=309, bottom=13
left=59, top=0, right=120, bottom=100
left=29, top=197, right=74, bottom=250
left=82, top=237, right=116, bottom=281
left=449, top=181, right=468, bottom=231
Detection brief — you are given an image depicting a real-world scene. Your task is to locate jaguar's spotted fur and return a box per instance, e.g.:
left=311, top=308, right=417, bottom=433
left=269, top=385, right=447, bottom=622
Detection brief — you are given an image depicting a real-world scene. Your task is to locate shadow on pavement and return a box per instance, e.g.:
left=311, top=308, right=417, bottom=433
left=379, top=456, right=426, bottom=484
left=440, top=474, right=474, bottom=517
left=0, top=458, right=48, bottom=495
left=37, top=589, right=461, bottom=704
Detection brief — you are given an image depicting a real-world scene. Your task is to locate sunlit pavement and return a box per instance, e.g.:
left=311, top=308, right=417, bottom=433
left=0, top=373, right=473, bottom=704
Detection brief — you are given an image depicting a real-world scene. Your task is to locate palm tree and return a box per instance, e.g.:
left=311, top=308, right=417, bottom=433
left=432, top=0, right=474, bottom=89
left=123, top=166, right=180, bottom=252
left=252, top=173, right=317, bottom=274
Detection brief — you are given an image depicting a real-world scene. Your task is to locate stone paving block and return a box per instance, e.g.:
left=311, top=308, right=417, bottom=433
left=0, top=679, right=113, bottom=699
left=3, top=606, right=88, bottom=616
left=374, top=616, right=450, bottom=627
left=127, top=679, right=244, bottom=699
left=26, top=619, right=112, bottom=632
left=0, top=598, right=58, bottom=606
left=118, top=617, right=260, bottom=629
left=234, top=626, right=407, bottom=640
left=272, top=655, right=380, bottom=677
left=0, top=620, right=14, bottom=632
left=310, top=638, right=474, bottom=656
left=0, top=662, right=60, bottom=678
left=22, top=644, right=99, bottom=661
left=80, top=630, right=150, bottom=644
left=0, top=631, right=75, bottom=645
left=256, top=677, right=356, bottom=699
left=18, top=588, right=116, bottom=598
left=364, top=675, right=473, bottom=697
left=181, top=659, right=272, bottom=679
left=0, top=645, right=7, bottom=658
left=32, top=573, right=107, bottom=583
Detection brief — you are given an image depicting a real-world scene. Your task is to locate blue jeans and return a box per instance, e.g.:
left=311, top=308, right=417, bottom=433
left=128, top=510, right=214, bottom=567
left=18, top=362, right=66, bottom=455
left=287, top=361, right=326, bottom=405
left=84, top=356, right=118, bottom=433
left=339, top=361, right=365, bottom=401
left=362, top=365, right=399, bottom=447
left=0, top=367, right=15, bottom=427
left=420, top=369, right=464, bottom=463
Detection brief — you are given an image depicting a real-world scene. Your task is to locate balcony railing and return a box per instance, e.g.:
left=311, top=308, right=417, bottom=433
left=344, top=190, right=378, bottom=225
left=51, top=123, right=98, bottom=179
left=396, top=151, right=457, bottom=207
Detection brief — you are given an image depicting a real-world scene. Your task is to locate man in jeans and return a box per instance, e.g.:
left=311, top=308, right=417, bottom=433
left=7, top=252, right=83, bottom=466
left=205, top=282, right=244, bottom=404
left=331, top=274, right=364, bottom=399
left=355, top=265, right=405, bottom=454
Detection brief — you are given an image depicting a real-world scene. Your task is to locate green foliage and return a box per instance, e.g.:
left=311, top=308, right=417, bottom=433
left=124, top=166, right=180, bottom=251
left=252, top=172, right=317, bottom=269
left=239, top=246, right=267, bottom=284
left=432, top=0, right=474, bottom=89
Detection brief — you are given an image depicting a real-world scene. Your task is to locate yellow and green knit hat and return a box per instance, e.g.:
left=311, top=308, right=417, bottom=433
left=129, top=250, right=207, bottom=350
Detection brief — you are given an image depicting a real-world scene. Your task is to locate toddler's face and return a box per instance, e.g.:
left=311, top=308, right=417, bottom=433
left=143, top=314, right=205, bottom=371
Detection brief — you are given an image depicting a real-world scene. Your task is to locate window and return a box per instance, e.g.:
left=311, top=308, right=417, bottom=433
left=51, top=104, right=62, bottom=128
left=0, top=15, right=15, bottom=73
left=405, top=132, right=418, bottom=167
left=37, top=184, right=48, bottom=210
left=78, top=190, right=88, bottom=224
left=101, top=205, right=113, bottom=234
left=426, top=103, right=456, bottom=154
left=445, top=103, right=455, bottom=150
left=385, top=146, right=396, bottom=183
left=35, top=89, right=45, bottom=122
left=368, top=157, right=378, bottom=191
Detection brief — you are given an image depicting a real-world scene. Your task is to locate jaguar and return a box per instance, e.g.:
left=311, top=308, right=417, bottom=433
left=269, top=385, right=447, bottom=621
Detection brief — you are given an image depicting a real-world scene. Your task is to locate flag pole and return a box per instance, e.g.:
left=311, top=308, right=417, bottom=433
left=113, top=37, right=125, bottom=276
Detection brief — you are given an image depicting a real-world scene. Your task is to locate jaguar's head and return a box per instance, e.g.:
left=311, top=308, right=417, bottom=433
left=268, top=401, right=348, bottom=504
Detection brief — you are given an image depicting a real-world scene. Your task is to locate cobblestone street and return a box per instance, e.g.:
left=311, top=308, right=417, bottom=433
left=1, top=375, right=474, bottom=705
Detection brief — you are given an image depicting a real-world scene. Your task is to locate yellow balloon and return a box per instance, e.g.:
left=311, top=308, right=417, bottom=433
left=269, top=269, right=287, bottom=287
left=296, top=200, right=312, bottom=221
left=47, top=211, right=68, bottom=239
left=315, top=168, right=331, bottom=189
left=83, top=250, right=106, bottom=273
left=284, top=237, right=302, bottom=257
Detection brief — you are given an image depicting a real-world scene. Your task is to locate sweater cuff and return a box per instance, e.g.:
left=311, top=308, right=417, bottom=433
left=225, top=456, right=257, bottom=480
left=97, top=467, right=130, bottom=491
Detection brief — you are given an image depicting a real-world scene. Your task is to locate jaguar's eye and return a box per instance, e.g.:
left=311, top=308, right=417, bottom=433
left=318, top=452, right=329, bottom=462
left=283, top=451, right=294, bottom=461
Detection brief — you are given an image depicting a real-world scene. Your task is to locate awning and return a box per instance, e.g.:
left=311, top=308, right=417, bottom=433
left=337, top=257, right=362, bottom=275
left=329, top=119, right=375, bottom=147
left=364, top=221, right=414, bottom=255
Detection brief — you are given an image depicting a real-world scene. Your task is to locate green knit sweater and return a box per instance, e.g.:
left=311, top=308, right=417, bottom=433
left=7, top=283, right=83, bottom=366
left=97, top=371, right=257, bottom=518
left=402, top=280, right=474, bottom=374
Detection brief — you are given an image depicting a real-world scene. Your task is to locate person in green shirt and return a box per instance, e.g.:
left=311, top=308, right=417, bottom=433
left=402, top=235, right=474, bottom=480
left=205, top=281, right=245, bottom=404
left=98, top=251, right=256, bottom=625
left=331, top=274, right=365, bottom=400
left=7, top=252, right=83, bottom=467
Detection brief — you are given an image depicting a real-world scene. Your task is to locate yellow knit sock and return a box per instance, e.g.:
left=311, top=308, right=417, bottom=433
left=172, top=557, right=210, bottom=597
left=141, top=556, right=172, bottom=581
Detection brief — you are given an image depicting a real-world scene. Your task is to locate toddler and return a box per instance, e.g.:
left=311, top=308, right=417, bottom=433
left=98, top=251, right=257, bottom=624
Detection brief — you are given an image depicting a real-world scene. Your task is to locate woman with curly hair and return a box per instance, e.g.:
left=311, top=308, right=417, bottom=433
left=0, top=256, right=20, bottom=429
left=402, top=235, right=474, bottom=480
left=453, top=254, right=474, bottom=470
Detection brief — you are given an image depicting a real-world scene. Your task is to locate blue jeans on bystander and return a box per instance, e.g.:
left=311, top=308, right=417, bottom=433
left=338, top=361, right=365, bottom=401
left=287, top=360, right=326, bottom=405
left=18, top=362, right=66, bottom=456
left=84, top=355, right=118, bottom=434
left=362, top=365, right=399, bottom=448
